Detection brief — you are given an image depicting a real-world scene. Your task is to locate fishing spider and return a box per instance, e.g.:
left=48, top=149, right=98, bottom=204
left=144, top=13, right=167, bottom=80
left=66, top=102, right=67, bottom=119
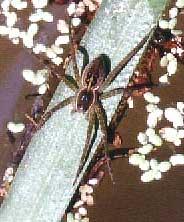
left=36, top=24, right=151, bottom=182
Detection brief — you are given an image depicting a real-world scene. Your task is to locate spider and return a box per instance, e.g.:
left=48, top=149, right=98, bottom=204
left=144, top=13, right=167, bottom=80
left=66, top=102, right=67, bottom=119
left=30, top=23, right=152, bottom=183
left=20, top=16, right=153, bottom=184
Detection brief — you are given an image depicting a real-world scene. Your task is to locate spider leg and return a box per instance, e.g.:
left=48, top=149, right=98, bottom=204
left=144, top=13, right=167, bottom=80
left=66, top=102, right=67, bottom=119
left=88, top=147, right=137, bottom=179
left=78, top=45, right=89, bottom=73
left=25, top=93, right=41, bottom=99
left=100, top=82, right=158, bottom=99
left=60, top=74, right=79, bottom=92
left=26, top=48, right=79, bottom=92
left=95, top=102, right=115, bottom=184
left=101, top=87, right=126, bottom=100
left=69, top=19, right=82, bottom=87
left=74, top=110, right=97, bottom=183
left=99, top=34, right=150, bottom=92
left=37, top=95, right=75, bottom=129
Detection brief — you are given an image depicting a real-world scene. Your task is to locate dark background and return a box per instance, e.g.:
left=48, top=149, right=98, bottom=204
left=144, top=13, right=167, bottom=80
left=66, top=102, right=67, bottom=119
left=0, top=1, right=184, bottom=222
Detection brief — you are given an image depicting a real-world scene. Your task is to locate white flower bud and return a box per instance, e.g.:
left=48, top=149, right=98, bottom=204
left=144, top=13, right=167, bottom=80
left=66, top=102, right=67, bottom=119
left=129, top=154, right=145, bottom=166
left=137, top=132, right=148, bottom=145
left=169, top=7, right=178, bottom=18
left=169, top=18, right=177, bottom=30
left=32, top=0, right=48, bottom=9
left=176, top=0, right=184, bottom=8
left=28, top=23, right=39, bottom=36
left=38, top=83, right=48, bottom=95
left=160, top=55, right=168, bottom=67
left=159, top=19, right=169, bottom=29
left=158, top=161, right=171, bottom=173
left=141, top=170, right=155, bottom=182
left=167, top=60, right=177, bottom=76
left=22, top=69, right=35, bottom=82
left=78, top=207, right=87, bottom=216
left=57, top=20, right=69, bottom=33
left=51, top=57, right=63, bottom=66
left=55, top=35, right=70, bottom=45
left=159, top=74, right=169, bottom=84
left=165, top=108, right=183, bottom=128
left=148, top=134, right=162, bottom=147
left=170, top=154, right=184, bottom=166
left=72, top=17, right=81, bottom=27
left=67, top=2, right=76, bottom=16
left=7, top=122, right=25, bottom=133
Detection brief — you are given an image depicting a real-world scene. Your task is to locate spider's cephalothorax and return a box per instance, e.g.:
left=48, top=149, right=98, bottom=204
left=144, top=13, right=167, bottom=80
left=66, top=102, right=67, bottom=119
left=76, top=56, right=108, bottom=112
left=76, top=88, right=95, bottom=112
left=153, top=27, right=184, bottom=61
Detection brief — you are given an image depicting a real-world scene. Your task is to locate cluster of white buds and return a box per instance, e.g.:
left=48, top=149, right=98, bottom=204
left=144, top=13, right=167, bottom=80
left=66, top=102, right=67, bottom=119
left=57, top=19, right=69, bottom=34
left=29, top=9, right=53, bottom=23
left=0, top=0, right=66, bottom=65
left=67, top=183, right=94, bottom=222
left=129, top=90, right=184, bottom=183
left=67, top=0, right=102, bottom=27
left=73, top=0, right=102, bottom=17
left=31, top=0, right=49, bottom=9
left=158, top=0, right=183, bottom=32
left=0, top=0, right=53, bottom=47
left=159, top=53, right=178, bottom=83
left=7, top=122, right=25, bottom=133
left=0, top=0, right=102, bottom=100
left=22, top=68, right=49, bottom=94
left=158, top=2, right=184, bottom=84
left=3, top=167, right=14, bottom=184
left=176, top=0, right=184, bottom=8
left=10, top=0, right=28, bottom=10
left=66, top=176, right=101, bottom=222
left=0, top=167, right=14, bottom=197
left=83, top=0, right=102, bottom=12
left=67, top=2, right=82, bottom=27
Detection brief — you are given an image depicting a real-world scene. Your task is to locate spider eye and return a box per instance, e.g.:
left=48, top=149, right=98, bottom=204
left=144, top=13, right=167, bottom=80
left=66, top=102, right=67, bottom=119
left=76, top=89, right=94, bottom=112
left=81, top=94, right=88, bottom=102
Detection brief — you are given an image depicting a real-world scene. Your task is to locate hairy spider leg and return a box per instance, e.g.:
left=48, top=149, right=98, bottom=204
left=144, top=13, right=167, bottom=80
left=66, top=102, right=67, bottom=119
left=77, top=46, right=90, bottom=73
left=95, top=102, right=115, bottom=184
left=74, top=111, right=97, bottom=183
left=26, top=48, right=79, bottom=93
left=37, top=95, right=75, bottom=129
left=88, top=147, right=137, bottom=180
left=100, top=82, right=158, bottom=99
left=74, top=102, right=115, bottom=185
left=99, top=34, right=150, bottom=92
left=69, top=19, right=82, bottom=87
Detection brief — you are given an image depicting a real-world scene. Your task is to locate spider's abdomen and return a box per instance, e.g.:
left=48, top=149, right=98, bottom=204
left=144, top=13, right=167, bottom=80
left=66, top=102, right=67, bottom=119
left=76, top=88, right=95, bottom=112
left=82, top=56, right=109, bottom=90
